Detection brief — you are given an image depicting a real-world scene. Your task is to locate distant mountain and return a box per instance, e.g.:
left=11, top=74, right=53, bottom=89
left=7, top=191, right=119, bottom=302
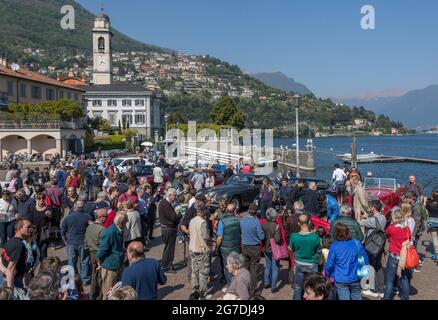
left=0, top=0, right=173, bottom=57
left=335, top=86, right=438, bottom=128
left=251, top=72, right=313, bottom=95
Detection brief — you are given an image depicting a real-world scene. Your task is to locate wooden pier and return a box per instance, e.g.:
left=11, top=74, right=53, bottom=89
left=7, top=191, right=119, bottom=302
left=344, top=156, right=438, bottom=164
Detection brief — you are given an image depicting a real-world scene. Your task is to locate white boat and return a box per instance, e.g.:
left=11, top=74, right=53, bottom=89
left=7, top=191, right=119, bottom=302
left=336, top=152, right=381, bottom=162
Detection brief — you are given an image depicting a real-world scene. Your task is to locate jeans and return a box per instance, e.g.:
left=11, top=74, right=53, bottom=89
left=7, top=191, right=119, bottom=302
left=431, top=231, right=438, bottom=255
left=335, top=281, right=362, bottom=300
left=293, top=262, right=318, bottom=300
left=67, top=245, right=91, bottom=284
left=0, top=220, right=16, bottom=246
left=221, top=252, right=232, bottom=285
left=383, top=254, right=410, bottom=300
left=264, top=252, right=279, bottom=289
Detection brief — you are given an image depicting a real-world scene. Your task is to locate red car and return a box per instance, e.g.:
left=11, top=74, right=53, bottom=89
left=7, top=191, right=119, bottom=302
left=312, top=178, right=404, bottom=233
left=129, top=165, right=169, bottom=194
left=188, top=170, right=225, bottom=188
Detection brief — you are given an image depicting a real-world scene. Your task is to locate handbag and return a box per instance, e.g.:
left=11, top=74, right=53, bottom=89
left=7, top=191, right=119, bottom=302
left=270, top=225, right=289, bottom=261
left=405, top=229, right=419, bottom=270
left=427, top=217, right=438, bottom=231
left=355, top=240, right=369, bottom=278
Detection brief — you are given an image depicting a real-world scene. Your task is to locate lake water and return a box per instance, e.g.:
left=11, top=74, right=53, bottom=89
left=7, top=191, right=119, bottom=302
left=273, top=134, right=438, bottom=194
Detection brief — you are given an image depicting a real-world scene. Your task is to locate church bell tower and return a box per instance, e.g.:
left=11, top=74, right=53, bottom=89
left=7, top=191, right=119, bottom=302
left=92, top=6, right=113, bottom=85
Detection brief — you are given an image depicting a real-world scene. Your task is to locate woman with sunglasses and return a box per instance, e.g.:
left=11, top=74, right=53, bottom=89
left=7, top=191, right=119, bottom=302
left=33, top=193, right=53, bottom=261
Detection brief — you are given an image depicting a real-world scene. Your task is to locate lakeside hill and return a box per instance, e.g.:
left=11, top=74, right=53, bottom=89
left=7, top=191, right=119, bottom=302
left=251, top=71, right=313, bottom=96
left=0, top=0, right=409, bottom=133
left=0, top=0, right=172, bottom=59
left=334, top=85, right=438, bottom=129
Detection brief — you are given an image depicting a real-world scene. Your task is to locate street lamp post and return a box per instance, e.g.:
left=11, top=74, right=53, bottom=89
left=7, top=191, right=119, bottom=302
left=293, top=94, right=302, bottom=178
left=164, top=114, right=169, bottom=158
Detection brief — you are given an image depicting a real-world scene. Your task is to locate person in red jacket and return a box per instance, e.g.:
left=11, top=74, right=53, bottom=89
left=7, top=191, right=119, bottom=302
left=383, top=206, right=412, bottom=300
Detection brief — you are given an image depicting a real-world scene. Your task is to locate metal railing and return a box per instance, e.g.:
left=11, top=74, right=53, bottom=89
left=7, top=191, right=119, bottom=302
left=0, top=119, right=86, bottom=130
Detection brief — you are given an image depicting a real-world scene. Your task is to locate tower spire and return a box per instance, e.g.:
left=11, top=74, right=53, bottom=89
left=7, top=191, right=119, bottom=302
left=100, top=0, right=104, bottom=13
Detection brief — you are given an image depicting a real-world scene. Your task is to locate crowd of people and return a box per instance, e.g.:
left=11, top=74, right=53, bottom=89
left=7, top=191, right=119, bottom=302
left=0, top=152, right=437, bottom=301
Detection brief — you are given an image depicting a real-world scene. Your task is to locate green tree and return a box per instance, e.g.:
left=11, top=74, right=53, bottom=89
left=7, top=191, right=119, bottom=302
left=84, top=127, right=94, bottom=152
left=210, top=96, right=247, bottom=129
left=122, top=128, right=138, bottom=150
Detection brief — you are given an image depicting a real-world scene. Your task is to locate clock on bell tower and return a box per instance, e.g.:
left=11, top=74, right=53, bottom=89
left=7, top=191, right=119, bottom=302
left=92, top=7, right=113, bottom=85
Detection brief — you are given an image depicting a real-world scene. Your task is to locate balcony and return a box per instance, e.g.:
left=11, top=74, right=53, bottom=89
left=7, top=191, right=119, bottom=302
left=0, top=118, right=87, bottom=130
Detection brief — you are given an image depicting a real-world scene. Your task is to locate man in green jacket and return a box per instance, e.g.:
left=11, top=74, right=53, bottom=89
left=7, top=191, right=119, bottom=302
left=216, top=203, right=241, bottom=287
left=96, top=212, right=128, bottom=299
left=329, top=205, right=364, bottom=242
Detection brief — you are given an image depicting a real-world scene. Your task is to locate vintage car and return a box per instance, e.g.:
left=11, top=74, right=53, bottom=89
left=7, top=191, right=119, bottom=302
left=363, top=177, right=404, bottom=217
left=197, top=174, right=269, bottom=211
left=286, top=177, right=330, bottom=191
left=113, top=157, right=153, bottom=173
left=188, top=170, right=225, bottom=188
left=311, top=177, right=404, bottom=233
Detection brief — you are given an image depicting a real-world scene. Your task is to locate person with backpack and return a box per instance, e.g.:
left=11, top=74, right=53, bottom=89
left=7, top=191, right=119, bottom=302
left=359, top=199, right=386, bottom=298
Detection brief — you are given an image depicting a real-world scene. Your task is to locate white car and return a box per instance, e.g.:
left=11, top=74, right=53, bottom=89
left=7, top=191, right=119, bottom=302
left=113, top=157, right=152, bottom=173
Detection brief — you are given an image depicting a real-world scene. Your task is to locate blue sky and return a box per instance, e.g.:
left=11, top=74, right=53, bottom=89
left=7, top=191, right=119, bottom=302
left=77, top=0, right=438, bottom=98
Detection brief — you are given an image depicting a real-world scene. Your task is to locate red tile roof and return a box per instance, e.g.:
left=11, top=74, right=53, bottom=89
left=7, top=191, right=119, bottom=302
left=0, top=65, right=85, bottom=92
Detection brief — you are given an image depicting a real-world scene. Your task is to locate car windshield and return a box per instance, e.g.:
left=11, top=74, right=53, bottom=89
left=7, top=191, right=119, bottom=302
left=225, top=175, right=254, bottom=185
left=134, top=166, right=153, bottom=175
left=364, top=178, right=396, bottom=191
left=113, top=159, right=123, bottom=166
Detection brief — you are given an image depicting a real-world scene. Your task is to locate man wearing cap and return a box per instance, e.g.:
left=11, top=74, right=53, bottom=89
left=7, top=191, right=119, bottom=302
left=85, top=206, right=108, bottom=300
left=240, top=203, right=264, bottom=294
left=188, top=204, right=211, bottom=299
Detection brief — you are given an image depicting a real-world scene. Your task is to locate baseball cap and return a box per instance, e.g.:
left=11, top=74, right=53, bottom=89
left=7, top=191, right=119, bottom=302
left=95, top=200, right=110, bottom=210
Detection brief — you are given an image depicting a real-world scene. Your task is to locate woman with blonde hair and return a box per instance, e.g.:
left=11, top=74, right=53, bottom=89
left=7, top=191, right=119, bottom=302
left=401, top=203, right=415, bottom=241
left=383, top=207, right=411, bottom=300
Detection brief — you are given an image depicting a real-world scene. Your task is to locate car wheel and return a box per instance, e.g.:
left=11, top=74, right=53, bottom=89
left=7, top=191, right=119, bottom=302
left=230, top=197, right=241, bottom=212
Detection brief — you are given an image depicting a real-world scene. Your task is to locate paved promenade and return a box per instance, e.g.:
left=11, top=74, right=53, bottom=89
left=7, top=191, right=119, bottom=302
left=48, top=220, right=438, bottom=300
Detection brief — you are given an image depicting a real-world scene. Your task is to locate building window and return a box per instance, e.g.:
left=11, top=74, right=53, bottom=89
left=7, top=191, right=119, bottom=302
left=135, top=99, right=144, bottom=106
left=108, top=99, right=117, bottom=106
left=59, top=90, right=64, bottom=99
left=122, top=99, right=132, bottom=106
left=108, top=113, right=116, bottom=125
left=67, top=92, right=72, bottom=99
left=135, top=114, right=145, bottom=124
left=122, top=114, right=133, bottom=125
left=46, top=88, right=55, bottom=100
left=92, top=100, right=102, bottom=106
left=7, top=81, right=13, bottom=96
left=74, top=93, right=78, bottom=101
left=19, top=83, right=26, bottom=98
left=31, top=86, right=42, bottom=99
